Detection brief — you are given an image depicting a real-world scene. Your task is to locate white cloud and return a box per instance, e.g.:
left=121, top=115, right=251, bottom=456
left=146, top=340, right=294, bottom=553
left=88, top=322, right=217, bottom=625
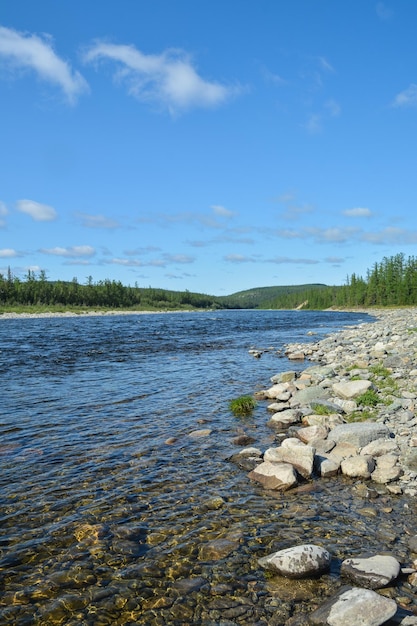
left=16, top=199, right=57, bottom=221
left=343, top=207, right=373, bottom=217
left=0, top=248, right=19, bottom=258
left=83, top=41, right=239, bottom=113
left=392, top=84, right=417, bottom=108
left=211, top=204, right=236, bottom=218
left=40, top=245, right=95, bottom=257
left=0, top=25, right=88, bottom=104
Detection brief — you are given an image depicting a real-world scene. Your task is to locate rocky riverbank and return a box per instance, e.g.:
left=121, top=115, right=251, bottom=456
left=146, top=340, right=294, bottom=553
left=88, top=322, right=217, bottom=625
left=231, top=308, right=417, bottom=624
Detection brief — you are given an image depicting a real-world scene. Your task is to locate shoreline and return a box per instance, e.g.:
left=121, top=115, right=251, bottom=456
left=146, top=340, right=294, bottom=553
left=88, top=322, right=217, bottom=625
left=0, top=306, right=393, bottom=320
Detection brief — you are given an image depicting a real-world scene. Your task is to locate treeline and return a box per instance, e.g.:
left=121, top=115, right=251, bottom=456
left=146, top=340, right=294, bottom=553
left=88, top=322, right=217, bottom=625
left=0, top=269, right=224, bottom=310
left=2, top=253, right=417, bottom=311
left=261, top=254, right=417, bottom=309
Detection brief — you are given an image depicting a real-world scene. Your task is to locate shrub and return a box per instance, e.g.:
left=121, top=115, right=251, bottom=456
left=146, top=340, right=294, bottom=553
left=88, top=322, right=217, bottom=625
left=229, top=395, right=257, bottom=416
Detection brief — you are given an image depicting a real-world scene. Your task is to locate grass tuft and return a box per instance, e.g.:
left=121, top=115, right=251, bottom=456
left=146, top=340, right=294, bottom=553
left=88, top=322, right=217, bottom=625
left=229, top=395, right=257, bottom=416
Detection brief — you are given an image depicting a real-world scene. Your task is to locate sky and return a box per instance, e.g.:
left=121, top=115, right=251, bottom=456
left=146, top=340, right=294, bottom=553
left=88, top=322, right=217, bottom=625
left=1, top=0, right=417, bottom=295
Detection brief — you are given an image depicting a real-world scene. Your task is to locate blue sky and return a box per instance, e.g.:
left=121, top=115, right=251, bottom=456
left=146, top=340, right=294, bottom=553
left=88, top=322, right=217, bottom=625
left=1, top=0, right=417, bottom=295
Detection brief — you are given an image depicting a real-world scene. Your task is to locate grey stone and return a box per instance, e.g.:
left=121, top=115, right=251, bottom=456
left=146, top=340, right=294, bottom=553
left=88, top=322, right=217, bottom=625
left=314, top=454, right=340, bottom=478
left=341, top=455, right=375, bottom=479
left=267, top=409, right=302, bottom=428
left=360, top=438, right=399, bottom=457
left=290, top=386, right=330, bottom=407
left=309, top=585, right=398, bottom=626
left=330, top=422, right=391, bottom=448
left=248, top=461, right=297, bottom=491
left=341, top=555, right=401, bottom=589
left=258, top=544, right=331, bottom=579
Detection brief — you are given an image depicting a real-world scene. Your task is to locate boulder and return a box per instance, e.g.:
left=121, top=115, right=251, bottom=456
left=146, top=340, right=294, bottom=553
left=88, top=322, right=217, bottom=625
left=264, top=443, right=315, bottom=479
left=248, top=461, right=297, bottom=491
left=329, top=423, right=391, bottom=448
left=309, top=585, right=397, bottom=626
left=314, top=454, right=341, bottom=478
left=341, top=555, right=401, bottom=589
left=258, top=544, right=331, bottom=579
left=341, top=455, right=375, bottom=479
left=296, top=424, right=329, bottom=443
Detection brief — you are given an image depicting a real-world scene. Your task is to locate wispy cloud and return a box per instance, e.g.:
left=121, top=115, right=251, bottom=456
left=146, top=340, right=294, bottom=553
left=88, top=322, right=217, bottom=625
left=392, top=84, right=417, bottom=108
left=211, top=204, right=236, bottom=218
left=376, top=2, right=393, bottom=21
left=304, top=113, right=322, bottom=134
left=0, top=25, right=88, bottom=104
left=343, top=207, right=373, bottom=218
left=268, top=256, right=319, bottom=265
left=40, top=245, right=95, bottom=257
left=83, top=41, right=239, bottom=114
left=277, top=193, right=314, bottom=220
left=274, top=226, right=360, bottom=244
left=0, top=201, right=7, bottom=227
left=0, top=248, right=20, bottom=258
left=361, top=226, right=417, bottom=244
left=76, top=212, right=120, bottom=229
left=16, top=199, right=57, bottom=221
left=224, top=254, right=256, bottom=263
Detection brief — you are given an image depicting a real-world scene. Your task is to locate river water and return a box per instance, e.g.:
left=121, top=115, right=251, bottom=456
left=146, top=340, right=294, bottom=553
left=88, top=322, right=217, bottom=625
left=1, top=309, right=416, bottom=625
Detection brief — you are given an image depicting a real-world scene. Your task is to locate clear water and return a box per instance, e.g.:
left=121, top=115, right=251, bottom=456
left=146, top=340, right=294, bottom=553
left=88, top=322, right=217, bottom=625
left=1, top=309, right=415, bottom=625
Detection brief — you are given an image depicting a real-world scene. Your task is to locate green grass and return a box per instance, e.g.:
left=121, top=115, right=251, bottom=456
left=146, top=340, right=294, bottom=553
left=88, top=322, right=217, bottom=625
left=356, top=389, right=380, bottom=407
left=229, top=395, right=257, bottom=417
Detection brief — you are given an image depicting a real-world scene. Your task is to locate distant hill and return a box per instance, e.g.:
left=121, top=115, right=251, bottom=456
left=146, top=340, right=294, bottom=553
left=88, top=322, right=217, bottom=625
left=218, top=284, right=328, bottom=309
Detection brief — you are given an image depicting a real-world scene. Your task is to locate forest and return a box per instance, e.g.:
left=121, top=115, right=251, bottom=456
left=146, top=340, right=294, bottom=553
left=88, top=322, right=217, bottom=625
left=1, top=253, right=417, bottom=311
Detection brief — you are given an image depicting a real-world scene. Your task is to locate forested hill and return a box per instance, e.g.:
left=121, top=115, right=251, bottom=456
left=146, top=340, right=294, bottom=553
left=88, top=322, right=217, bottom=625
left=2, top=253, right=417, bottom=311
left=218, top=284, right=327, bottom=308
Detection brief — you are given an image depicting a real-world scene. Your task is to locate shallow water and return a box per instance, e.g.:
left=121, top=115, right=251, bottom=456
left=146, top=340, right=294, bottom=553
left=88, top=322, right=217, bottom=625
left=1, top=309, right=416, bottom=624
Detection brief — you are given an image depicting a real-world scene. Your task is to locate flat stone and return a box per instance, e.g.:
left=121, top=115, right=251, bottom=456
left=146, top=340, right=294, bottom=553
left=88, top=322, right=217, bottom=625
left=248, top=461, right=298, bottom=491
left=360, top=438, right=399, bottom=457
left=332, top=380, right=373, bottom=400
left=188, top=429, right=212, bottom=438
left=258, top=544, right=331, bottom=579
left=371, top=465, right=403, bottom=484
left=290, top=386, right=330, bottom=407
left=341, top=555, right=401, bottom=589
left=264, top=383, right=290, bottom=399
left=329, top=423, right=391, bottom=448
left=309, top=585, right=397, bottom=626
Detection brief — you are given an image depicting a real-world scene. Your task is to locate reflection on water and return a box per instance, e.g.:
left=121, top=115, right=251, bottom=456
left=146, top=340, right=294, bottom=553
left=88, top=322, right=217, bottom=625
left=1, top=310, right=416, bottom=624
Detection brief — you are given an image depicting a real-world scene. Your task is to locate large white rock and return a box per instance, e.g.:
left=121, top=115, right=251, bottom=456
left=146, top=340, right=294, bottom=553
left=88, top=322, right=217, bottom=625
left=309, top=585, right=398, bottom=626
left=258, top=544, right=331, bottom=579
left=341, top=555, right=401, bottom=589
left=248, top=461, right=297, bottom=491
left=332, top=379, right=372, bottom=400
left=267, top=409, right=302, bottom=428
left=341, top=455, right=375, bottom=479
left=264, top=443, right=315, bottom=478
